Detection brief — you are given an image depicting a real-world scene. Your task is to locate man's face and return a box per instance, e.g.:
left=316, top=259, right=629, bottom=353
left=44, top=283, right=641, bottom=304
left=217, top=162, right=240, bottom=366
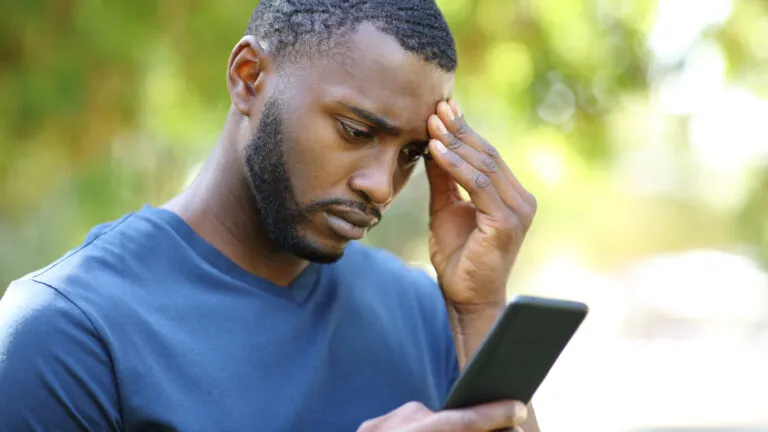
left=245, top=23, right=454, bottom=263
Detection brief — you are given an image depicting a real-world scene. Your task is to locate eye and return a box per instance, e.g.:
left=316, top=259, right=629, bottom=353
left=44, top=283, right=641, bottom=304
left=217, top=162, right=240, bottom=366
left=338, top=120, right=374, bottom=142
left=399, top=143, right=427, bottom=166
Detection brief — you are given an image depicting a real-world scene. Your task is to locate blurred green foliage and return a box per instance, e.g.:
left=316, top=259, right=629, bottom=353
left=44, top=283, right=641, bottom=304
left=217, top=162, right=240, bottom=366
left=1, top=0, right=768, bottom=292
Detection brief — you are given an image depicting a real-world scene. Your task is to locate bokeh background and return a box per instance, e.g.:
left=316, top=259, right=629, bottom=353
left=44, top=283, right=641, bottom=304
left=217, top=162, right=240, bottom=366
left=2, top=0, right=768, bottom=430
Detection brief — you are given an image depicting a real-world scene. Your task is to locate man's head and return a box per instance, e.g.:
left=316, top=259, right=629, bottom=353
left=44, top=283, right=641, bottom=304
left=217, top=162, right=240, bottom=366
left=227, top=0, right=457, bottom=263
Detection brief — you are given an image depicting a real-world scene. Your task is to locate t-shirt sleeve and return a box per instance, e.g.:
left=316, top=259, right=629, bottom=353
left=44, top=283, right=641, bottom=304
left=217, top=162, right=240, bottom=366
left=0, top=279, right=122, bottom=432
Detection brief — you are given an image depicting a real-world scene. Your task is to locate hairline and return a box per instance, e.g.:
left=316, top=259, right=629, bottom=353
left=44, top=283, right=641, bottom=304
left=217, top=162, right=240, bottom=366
left=253, top=19, right=456, bottom=74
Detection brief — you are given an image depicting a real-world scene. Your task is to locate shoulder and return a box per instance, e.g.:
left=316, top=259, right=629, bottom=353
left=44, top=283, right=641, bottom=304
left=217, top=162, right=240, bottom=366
left=17, top=207, right=177, bottom=325
left=28, top=208, right=143, bottom=283
left=338, top=241, right=440, bottom=295
left=31, top=206, right=172, bottom=280
left=334, top=241, right=446, bottom=318
left=0, top=279, right=121, bottom=430
left=0, top=208, right=162, bottom=360
left=0, top=278, right=90, bottom=331
left=0, top=278, right=101, bottom=365
left=30, top=206, right=179, bottom=286
left=334, top=242, right=459, bottom=396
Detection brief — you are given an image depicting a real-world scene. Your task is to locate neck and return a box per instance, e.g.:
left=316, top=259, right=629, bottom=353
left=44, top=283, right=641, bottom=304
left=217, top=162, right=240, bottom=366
left=163, top=108, right=309, bottom=287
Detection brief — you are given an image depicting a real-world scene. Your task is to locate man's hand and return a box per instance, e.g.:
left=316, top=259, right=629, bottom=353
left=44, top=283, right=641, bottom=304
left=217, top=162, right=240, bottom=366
left=357, top=400, right=528, bottom=432
left=425, top=100, right=536, bottom=313
left=423, top=101, right=541, bottom=432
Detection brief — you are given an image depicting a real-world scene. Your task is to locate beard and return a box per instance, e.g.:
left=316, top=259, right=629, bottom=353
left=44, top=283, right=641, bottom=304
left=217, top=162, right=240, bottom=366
left=244, top=95, right=346, bottom=264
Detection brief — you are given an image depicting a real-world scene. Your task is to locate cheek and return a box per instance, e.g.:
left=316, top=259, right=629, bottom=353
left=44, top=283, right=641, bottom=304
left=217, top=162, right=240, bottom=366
left=392, top=165, right=416, bottom=196
left=283, top=116, right=352, bottom=199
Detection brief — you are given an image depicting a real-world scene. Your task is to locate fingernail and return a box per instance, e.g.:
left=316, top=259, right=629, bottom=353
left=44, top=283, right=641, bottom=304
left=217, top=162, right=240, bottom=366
left=433, top=139, right=448, bottom=154
left=512, top=402, right=528, bottom=424
left=435, top=118, right=448, bottom=135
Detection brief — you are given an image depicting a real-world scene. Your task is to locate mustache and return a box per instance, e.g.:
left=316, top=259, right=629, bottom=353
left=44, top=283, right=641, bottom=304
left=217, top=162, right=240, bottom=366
left=305, top=198, right=383, bottom=221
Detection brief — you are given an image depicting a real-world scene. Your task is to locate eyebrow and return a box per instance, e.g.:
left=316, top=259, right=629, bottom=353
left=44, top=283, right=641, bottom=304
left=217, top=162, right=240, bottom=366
left=344, top=105, right=400, bottom=135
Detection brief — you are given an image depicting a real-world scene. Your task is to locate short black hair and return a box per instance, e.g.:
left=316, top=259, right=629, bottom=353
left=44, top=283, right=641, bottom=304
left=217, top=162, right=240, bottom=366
left=245, top=0, right=457, bottom=72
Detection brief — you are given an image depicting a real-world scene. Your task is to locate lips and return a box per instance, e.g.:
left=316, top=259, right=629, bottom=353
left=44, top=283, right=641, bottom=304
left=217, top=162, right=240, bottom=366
left=324, top=207, right=379, bottom=240
left=327, top=207, right=378, bottom=228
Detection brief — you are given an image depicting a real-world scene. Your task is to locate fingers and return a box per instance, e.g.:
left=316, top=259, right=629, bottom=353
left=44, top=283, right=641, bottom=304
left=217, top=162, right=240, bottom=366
left=448, top=100, right=535, bottom=211
left=358, top=402, right=433, bottom=432
left=431, top=103, right=521, bottom=213
left=426, top=132, right=507, bottom=217
left=429, top=101, right=536, bottom=223
left=404, top=400, right=528, bottom=432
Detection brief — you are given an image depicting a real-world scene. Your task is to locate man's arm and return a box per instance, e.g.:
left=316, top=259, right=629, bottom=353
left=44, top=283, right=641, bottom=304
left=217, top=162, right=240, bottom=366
left=423, top=98, right=541, bottom=431
left=0, top=279, right=121, bottom=431
left=445, top=302, right=541, bottom=432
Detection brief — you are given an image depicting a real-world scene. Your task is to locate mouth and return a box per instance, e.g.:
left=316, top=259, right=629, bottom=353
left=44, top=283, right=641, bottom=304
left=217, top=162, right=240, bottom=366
left=324, top=208, right=379, bottom=240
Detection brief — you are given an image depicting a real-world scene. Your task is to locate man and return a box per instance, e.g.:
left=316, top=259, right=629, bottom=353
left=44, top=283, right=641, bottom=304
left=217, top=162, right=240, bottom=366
left=0, top=1, right=540, bottom=431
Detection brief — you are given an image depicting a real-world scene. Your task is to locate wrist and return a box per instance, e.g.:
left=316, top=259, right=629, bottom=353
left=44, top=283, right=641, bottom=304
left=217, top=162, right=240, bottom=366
left=446, top=300, right=505, bottom=336
left=450, top=299, right=506, bottom=317
left=444, top=298, right=506, bottom=369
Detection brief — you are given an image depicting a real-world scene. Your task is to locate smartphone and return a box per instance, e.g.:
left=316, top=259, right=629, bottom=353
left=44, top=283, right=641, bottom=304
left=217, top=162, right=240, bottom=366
left=442, top=295, right=588, bottom=410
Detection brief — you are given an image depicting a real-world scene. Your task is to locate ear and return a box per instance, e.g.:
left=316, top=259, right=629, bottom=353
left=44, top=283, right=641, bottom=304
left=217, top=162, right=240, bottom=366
left=227, top=35, right=274, bottom=116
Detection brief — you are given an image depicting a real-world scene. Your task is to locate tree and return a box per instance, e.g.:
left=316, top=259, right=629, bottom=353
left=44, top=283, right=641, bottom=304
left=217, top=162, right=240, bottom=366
left=2, top=0, right=767, bottom=293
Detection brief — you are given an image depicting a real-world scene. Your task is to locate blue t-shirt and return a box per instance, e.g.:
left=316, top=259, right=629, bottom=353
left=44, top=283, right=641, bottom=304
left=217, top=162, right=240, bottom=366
left=0, top=206, right=458, bottom=431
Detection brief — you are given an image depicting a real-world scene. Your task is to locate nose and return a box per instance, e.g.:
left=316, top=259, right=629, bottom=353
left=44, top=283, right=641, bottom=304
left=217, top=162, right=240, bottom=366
left=348, top=150, right=398, bottom=207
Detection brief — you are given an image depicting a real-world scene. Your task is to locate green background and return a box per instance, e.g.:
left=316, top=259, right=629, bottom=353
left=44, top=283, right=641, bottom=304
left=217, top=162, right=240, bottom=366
left=2, top=0, right=768, bottom=430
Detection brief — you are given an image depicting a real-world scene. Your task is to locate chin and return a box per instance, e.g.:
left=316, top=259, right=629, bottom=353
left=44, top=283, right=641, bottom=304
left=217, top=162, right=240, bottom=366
left=288, top=231, right=349, bottom=264
left=292, top=241, right=346, bottom=264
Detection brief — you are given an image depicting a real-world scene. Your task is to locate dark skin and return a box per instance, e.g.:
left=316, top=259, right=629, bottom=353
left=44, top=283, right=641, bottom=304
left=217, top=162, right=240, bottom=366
left=166, top=23, right=539, bottom=432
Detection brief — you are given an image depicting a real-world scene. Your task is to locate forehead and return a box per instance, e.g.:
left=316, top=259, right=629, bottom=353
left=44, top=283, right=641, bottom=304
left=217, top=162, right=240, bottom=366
left=287, top=22, right=455, bottom=135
